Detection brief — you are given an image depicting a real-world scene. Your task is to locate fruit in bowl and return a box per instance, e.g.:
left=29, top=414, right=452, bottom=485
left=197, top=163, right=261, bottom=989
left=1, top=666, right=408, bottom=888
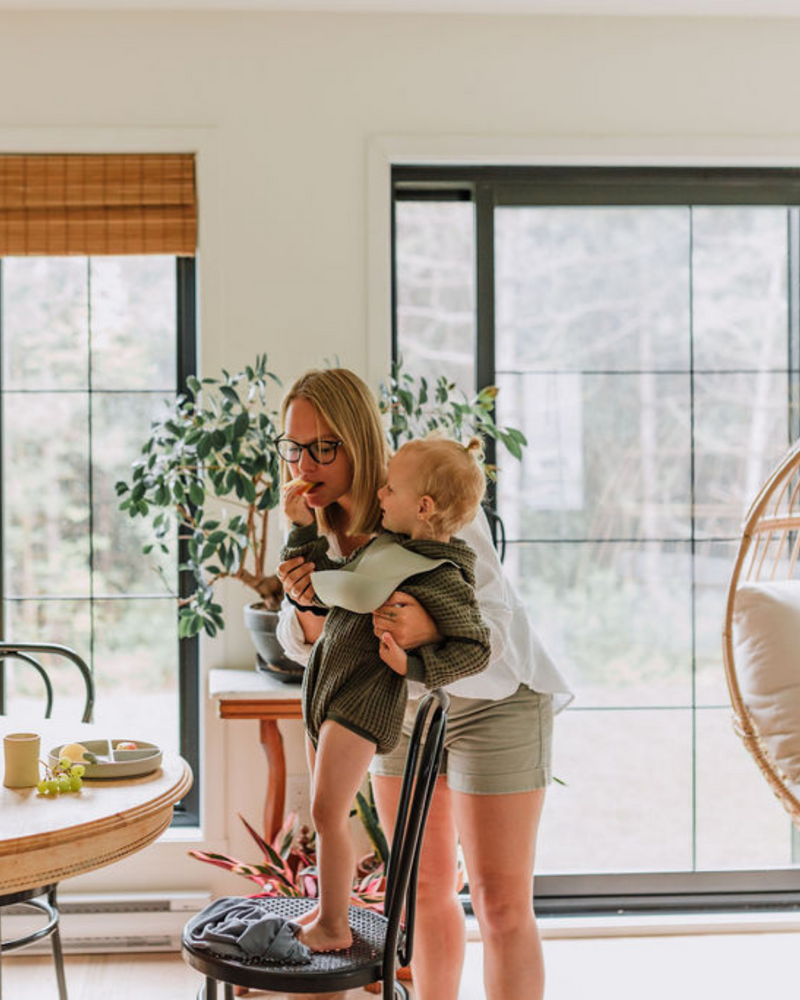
left=116, top=741, right=138, bottom=750
left=60, top=742, right=93, bottom=763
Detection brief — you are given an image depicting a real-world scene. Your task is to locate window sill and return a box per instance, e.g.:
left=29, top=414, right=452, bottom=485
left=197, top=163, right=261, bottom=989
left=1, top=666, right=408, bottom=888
left=523, top=911, right=800, bottom=941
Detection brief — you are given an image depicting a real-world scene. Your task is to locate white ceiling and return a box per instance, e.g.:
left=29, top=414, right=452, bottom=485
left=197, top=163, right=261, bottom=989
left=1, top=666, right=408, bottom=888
left=4, top=0, right=800, bottom=14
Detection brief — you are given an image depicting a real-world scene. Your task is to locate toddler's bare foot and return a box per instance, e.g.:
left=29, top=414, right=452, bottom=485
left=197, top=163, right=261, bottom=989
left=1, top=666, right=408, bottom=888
left=299, top=917, right=353, bottom=953
left=294, top=904, right=319, bottom=927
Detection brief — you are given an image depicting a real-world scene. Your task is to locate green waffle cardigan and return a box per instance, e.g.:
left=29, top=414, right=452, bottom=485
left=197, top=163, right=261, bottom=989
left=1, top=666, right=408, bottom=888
left=281, top=523, right=490, bottom=753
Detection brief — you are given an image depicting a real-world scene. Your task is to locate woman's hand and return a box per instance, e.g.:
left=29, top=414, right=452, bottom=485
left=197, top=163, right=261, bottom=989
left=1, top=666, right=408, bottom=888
left=372, top=591, right=442, bottom=650
left=282, top=482, right=314, bottom=528
left=278, top=554, right=317, bottom=607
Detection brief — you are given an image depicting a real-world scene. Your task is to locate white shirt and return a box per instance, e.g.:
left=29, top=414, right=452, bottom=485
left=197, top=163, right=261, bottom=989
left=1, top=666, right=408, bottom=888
left=276, top=508, right=574, bottom=712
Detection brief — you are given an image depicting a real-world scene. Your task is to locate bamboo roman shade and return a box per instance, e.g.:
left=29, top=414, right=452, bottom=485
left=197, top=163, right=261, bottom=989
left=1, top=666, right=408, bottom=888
left=0, top=154, right=196, bottom=256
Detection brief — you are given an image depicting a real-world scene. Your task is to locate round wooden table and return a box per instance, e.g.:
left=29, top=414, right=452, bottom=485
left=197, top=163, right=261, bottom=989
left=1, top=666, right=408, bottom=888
left=0, top=718, right=193, bottom=895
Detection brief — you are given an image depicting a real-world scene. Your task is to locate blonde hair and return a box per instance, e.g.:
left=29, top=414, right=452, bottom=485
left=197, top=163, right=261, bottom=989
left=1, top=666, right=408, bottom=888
left=396, top=436, right=486, bottom=537
left=280, top=368, right=389, bottom=536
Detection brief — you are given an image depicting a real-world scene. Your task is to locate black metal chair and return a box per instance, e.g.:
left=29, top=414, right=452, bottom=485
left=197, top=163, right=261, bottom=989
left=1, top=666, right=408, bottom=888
left=182, top=688, right=450, bottom=1000
left=0, top=641, right=95, bottom=1000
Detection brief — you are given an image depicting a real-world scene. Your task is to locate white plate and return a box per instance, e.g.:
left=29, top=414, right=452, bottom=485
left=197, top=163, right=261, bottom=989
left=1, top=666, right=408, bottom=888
left=48, top=739, right=162, bottom=779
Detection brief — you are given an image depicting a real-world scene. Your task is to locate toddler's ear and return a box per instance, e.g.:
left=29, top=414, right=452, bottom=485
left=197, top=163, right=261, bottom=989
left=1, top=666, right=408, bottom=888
left=418, top=494, right=436, bottom=520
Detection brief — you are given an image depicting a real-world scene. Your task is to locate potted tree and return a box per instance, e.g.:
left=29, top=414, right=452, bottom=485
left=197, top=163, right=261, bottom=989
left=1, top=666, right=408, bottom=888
left=116, top=355, right=527, bottom=671
left=115, top=353, right=297, bottom=675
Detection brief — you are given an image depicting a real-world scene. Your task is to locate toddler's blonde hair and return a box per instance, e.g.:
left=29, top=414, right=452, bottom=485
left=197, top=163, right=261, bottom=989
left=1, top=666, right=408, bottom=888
left=396, top=436, right=486, bottom=537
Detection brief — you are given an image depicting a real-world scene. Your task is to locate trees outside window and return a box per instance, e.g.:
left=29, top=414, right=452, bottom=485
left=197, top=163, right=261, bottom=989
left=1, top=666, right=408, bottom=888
left=0, top=255, right=198, bottom=823
left=394, top=168, right=800, bottom=907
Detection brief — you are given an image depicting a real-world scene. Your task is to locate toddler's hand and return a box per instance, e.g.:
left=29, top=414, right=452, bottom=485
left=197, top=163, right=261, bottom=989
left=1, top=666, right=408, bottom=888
left=282, top=482, right=314, bottom=527
left=379, top=631, right=408, bottom=676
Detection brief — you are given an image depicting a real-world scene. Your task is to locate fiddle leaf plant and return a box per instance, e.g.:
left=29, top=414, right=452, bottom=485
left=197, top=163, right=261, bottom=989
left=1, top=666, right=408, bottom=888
left=115, top=354, right=284, bottom=639
left=378, top=358, right=528, bottom=476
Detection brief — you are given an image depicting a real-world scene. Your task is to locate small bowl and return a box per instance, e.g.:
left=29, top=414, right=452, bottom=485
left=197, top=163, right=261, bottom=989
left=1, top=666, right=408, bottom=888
left=48, top=739, right=163, bottom=780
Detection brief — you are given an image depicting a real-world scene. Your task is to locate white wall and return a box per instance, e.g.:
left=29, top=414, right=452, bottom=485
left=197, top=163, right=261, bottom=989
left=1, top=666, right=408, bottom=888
left=3, top=9, right=800, bottom=893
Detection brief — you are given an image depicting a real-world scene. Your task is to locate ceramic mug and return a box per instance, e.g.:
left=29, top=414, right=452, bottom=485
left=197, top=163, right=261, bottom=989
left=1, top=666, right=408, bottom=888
left=3, top=732, right=41, bottom=788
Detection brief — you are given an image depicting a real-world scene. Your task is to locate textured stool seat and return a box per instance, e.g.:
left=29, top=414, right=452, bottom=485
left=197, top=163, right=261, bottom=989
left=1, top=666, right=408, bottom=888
left=183, top=897, right=400, bottom=994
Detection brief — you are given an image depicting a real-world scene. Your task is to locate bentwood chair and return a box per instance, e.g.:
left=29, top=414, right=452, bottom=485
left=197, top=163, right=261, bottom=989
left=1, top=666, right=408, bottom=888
left=182, top=688, right=450, bottom=1000
left=0, top=641, right=95, bottom=1000
left=722, top=441, right=800, bottom=830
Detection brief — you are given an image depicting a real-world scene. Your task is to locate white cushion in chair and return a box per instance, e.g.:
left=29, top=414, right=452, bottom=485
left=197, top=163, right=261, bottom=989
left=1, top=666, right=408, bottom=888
left=734, top=580, right=800, bottom=782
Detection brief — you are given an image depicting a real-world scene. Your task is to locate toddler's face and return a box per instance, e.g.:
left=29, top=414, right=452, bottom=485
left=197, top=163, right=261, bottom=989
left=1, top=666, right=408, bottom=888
left=377, top=452, right=423, bottom=535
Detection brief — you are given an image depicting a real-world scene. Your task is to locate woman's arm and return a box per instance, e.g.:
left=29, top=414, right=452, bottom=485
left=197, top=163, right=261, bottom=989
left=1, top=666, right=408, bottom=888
left=275, top=557, right=326, bottom=654
left=393, top=565, right=491, bottom=689
left=276, top=545, right=328, bottom=650
left=374, top=511, right=514, bottom=663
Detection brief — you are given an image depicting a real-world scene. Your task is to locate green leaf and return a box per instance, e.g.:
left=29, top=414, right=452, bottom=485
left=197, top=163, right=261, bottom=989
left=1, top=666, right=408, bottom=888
left=189, top=482, right=205, bottom=506
left=234, top=410, right=250, bottom=437
left=196, top=434, right=213, bottom=459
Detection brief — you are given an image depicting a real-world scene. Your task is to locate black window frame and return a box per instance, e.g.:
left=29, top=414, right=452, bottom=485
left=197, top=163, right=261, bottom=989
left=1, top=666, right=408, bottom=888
left=393, top=165, right=800, bottom=914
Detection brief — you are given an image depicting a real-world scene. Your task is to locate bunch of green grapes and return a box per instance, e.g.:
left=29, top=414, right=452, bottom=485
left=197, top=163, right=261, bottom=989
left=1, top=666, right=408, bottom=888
left=37, top=756, right=86, bottom=796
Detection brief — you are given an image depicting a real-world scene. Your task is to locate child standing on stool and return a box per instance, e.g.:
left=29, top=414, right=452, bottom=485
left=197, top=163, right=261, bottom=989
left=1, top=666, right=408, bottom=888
left=281, top=437, right=490, bottom=953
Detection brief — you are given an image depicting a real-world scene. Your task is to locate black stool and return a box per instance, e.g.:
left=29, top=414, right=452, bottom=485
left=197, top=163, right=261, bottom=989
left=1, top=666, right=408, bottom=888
left=182, top=689, right=449, bottom=999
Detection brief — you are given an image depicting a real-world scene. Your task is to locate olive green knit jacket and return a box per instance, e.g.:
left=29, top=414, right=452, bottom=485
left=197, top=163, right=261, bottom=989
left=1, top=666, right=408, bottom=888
left=281, top=524, right=490, bottom=753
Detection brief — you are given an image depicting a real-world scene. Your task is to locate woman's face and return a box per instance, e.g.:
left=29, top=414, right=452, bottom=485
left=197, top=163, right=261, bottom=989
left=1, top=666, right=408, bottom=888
left=282, top=398, right=354, bottom=510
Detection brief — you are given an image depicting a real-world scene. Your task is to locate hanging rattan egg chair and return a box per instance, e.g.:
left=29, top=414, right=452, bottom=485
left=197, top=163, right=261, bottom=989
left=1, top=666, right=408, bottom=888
left=722, top=439, right=800, bottom=827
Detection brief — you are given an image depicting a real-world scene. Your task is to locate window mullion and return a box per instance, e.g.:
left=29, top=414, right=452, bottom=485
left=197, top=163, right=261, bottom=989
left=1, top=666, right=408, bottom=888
left=175, top=257, right=199, bottom=824
left=475, top=183, right=497, bottom=515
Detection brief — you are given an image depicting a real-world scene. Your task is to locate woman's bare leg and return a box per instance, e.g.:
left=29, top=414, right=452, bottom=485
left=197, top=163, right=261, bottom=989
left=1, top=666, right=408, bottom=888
left=372, top=774, right=464, bottom=1000
left=452, top=788, right=546, bottom=1000
left=300, top=722, right=376, bottom=952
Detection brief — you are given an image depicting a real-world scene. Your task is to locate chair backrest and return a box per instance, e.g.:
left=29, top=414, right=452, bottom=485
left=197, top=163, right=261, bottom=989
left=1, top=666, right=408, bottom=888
left=722, top=440, right=800, bottom=827
left=380, top=688, right=449, bottom=983
left=0, top=642, right=94, bottom=723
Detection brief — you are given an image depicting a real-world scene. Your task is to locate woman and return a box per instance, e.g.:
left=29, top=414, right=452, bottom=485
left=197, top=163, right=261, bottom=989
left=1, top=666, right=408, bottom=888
left=276, top=368, right=572, bottom=1000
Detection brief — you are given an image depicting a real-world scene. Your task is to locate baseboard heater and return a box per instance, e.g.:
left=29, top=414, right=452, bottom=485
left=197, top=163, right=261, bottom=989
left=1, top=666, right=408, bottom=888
left=2, top=890, right=211, bottom=954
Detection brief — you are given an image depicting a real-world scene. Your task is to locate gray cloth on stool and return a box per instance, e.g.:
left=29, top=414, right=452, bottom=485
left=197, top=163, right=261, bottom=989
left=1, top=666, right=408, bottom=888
left=186, top=896, right=311, bottom=964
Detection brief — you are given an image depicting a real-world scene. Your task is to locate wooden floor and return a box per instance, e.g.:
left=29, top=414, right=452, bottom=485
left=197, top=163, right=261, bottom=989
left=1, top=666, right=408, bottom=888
left=0, top=951, right=423, bottom=1000
left=5, top=930, right=800, bottom=998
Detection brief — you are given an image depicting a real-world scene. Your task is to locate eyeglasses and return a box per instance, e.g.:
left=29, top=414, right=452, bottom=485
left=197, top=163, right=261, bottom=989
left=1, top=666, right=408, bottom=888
left=275, top=437, right=344, bottom=465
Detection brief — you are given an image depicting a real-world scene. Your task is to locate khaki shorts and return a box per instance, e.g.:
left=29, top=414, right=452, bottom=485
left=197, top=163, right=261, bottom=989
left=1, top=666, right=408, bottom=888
left=371, top=684, right=553, bottom=795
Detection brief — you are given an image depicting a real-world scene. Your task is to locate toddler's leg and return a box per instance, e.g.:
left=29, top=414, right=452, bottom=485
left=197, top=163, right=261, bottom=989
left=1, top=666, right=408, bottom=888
left=296, top=735, right=320, bottom=926
left=301, top=721, right=376, bottom=952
